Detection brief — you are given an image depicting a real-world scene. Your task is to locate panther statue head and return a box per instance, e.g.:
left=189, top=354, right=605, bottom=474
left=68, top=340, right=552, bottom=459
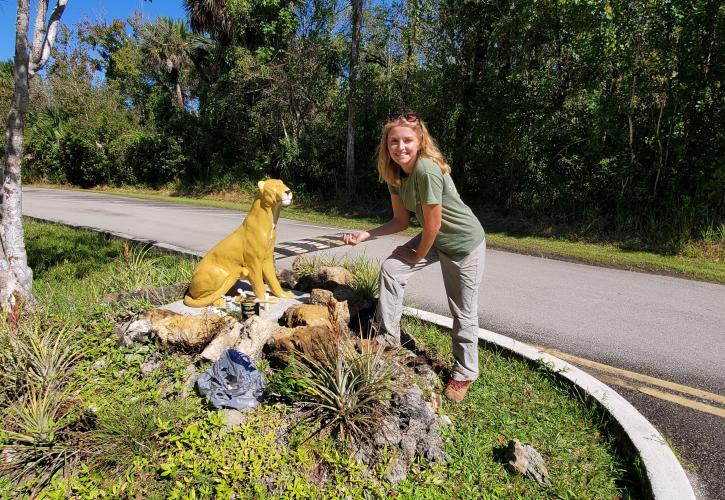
left=258, top=179, right=292, bottom=208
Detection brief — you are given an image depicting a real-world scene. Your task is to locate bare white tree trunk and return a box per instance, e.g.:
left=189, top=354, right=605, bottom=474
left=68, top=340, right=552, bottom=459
left=1, top=0, right=68, bottom=311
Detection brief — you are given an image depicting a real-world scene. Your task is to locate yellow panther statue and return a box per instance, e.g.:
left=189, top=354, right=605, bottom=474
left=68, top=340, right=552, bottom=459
left=184, top=179, right=295, bottom=308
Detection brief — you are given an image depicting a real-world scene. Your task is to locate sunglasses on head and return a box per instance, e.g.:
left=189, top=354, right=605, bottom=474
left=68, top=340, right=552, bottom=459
left=388, top=112, right=419, bottom=123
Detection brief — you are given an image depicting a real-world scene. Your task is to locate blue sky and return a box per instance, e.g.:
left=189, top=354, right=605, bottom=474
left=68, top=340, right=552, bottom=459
left=0, top=0, right=187, bottom=61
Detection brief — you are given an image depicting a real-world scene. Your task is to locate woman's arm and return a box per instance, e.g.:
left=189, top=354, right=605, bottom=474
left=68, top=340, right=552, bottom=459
left=393, top=203, right=441, bottom=263
left=342, top=194, right=409, bottom=245
left=412, top=203, right=442, bottom=259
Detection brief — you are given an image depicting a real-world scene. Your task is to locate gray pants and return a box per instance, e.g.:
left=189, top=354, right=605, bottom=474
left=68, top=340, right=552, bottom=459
left=375, top=236, right=486, bottom=381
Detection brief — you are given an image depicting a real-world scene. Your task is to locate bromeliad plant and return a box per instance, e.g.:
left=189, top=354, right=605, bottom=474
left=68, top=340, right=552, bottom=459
left=0, top=386, right=79, bottom=494
left=290, top=332, right=399, bottom=443
left=0, top=314, right=83, bottom=399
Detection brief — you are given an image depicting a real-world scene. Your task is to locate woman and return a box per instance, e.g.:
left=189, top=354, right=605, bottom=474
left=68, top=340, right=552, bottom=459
left=342, top=113, right=486, bottom=403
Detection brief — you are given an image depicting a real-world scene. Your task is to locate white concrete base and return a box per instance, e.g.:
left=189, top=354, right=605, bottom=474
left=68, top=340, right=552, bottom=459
left=160, top=279, right=309, bottom=323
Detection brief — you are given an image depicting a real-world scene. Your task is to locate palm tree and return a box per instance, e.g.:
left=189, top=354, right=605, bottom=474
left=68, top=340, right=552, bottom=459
left=183, top=0, right=235, bottom=47
left=140, top=17, right=193, bottom=110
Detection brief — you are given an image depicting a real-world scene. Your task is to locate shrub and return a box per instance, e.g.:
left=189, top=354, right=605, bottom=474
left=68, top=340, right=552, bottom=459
left=60, top=129, right=110, bottom=188
left=109, top=131, right=188, bottom=186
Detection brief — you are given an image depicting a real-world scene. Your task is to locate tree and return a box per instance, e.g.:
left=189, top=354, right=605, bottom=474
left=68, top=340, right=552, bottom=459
left=345, top=0, right=363, bottom=194
left=140, top=17, right=193, bottom=110
left=1, top=0, right=68, bottom=311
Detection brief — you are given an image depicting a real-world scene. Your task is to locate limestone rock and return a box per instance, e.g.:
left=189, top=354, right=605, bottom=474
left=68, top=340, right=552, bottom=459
left=152, top=310, right=228, bottom=349
left=295, top=266, right=355, bottom=292
left=201, top=321, right=243, bottom=362
left=115, top=319, right=150, bottom=348
left=385, top=456, right=408, bottom=484
left=220, top=408, right=247, bottom=435
left=415, top=364, right=440, bottom=393
left=266, top=325, right=334, bottom=362
left=390, top=385, right=447, bottom=463
left=332, top=284, right=371, bottom=319
left=281, top=304, right=331, bottom=328
left=429, top=393, right=443, bottom=413
left=140, top=354, right=163, bottom=376
left=308, top=288, right=334, bottom=304
left=315, top=266, right=354, bottom=287
left=372, top=416, right=403, bottom=447
left=504, top=439, right=551, bottom=487
left=309, top=288, right=351, bottom=331
left=235, top=316, right=282, bottom=361
left=437, top=414, right=453, bottom=427
left=392, top=384, right=436, bottom=427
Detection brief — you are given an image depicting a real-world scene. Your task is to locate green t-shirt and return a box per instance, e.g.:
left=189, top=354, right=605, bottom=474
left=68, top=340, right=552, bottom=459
left=388, top=157, right=485, bottom=256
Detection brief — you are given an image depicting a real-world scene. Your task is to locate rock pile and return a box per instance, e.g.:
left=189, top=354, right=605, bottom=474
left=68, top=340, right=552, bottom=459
left=111, top=265, right=450, bottom=485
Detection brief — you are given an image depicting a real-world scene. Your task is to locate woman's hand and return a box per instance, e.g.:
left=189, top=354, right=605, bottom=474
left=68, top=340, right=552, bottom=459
left=392, top=245, right=422, bottom=264
left=342, top=230, right=371, bottom=245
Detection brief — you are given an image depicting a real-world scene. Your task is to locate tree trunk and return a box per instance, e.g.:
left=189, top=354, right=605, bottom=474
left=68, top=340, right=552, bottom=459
left=1, top=0, right=33, bottom=310
left=345, top=0, right=363, bottom=195
left=175, top=80, right=185, bottom=110
left=1, top=0, right=68, bottom=311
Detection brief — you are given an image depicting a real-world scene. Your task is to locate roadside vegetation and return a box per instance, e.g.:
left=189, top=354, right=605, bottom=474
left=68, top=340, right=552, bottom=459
left=2, top=0, right=722, bottom=291
left=0, top=220, right=641, bottom=497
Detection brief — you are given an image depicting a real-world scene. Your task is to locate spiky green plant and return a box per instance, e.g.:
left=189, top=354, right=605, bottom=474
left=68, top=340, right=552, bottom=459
left=0, top=386, right=77, bottom=492
left=108, top=243, right=164, bottom=293
left=87, top=398, right=199, bottom=473
left=345, top=256, right=381, bottom=301
left=292, top=254, right=344, bottom=279
left=0, top=314, right=83, bottom=397
left=290, top=335, right=398, bottom=443
left=292, top=254, right=381, bottom=301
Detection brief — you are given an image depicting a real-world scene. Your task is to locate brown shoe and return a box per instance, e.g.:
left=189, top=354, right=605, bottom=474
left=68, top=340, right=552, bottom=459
left=444, top=379, right=473, bottom=403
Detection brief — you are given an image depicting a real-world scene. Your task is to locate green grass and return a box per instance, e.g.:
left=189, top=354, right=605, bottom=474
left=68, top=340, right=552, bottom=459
left=399, top=316, right=638, bottom=498
left=487, top=234, right=725, bottom=283
left=32, top=183, right=725, bottom=283
left=25, top=218, right=196, bottom=316
left=2, top=220, right=639, bottom=498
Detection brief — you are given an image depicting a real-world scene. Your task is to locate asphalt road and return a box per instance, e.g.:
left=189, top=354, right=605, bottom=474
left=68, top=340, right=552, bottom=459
left=22, top=187, right=725, bottom=498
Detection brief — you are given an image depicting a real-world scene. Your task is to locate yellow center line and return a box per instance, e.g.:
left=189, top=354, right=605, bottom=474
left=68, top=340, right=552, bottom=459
left=533, top=345, right=725, bottom=405
left=594, top=373, right=725, bottom=418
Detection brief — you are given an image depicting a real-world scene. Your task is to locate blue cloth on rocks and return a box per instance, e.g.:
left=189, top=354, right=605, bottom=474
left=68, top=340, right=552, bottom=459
left=197, top=349, right=265, bottom=410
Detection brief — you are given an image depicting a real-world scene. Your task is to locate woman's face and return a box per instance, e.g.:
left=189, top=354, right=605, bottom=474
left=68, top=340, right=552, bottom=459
left=387, top=125, right=420, bottom=172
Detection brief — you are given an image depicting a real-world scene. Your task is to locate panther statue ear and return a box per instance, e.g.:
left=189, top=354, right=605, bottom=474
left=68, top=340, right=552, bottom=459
left=258, top=180, right=266, bottom=192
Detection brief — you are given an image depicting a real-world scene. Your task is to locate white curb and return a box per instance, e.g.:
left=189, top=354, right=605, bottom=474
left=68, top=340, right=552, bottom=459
left=402, top=306, right=696, bottom=500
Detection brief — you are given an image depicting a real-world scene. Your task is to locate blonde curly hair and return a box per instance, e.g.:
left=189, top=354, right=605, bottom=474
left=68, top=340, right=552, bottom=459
left=376, top=117, right=451, bottom=187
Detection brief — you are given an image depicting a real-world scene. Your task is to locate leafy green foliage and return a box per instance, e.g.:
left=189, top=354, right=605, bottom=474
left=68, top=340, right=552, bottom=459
left=266, top=354, right=309, bottom=401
